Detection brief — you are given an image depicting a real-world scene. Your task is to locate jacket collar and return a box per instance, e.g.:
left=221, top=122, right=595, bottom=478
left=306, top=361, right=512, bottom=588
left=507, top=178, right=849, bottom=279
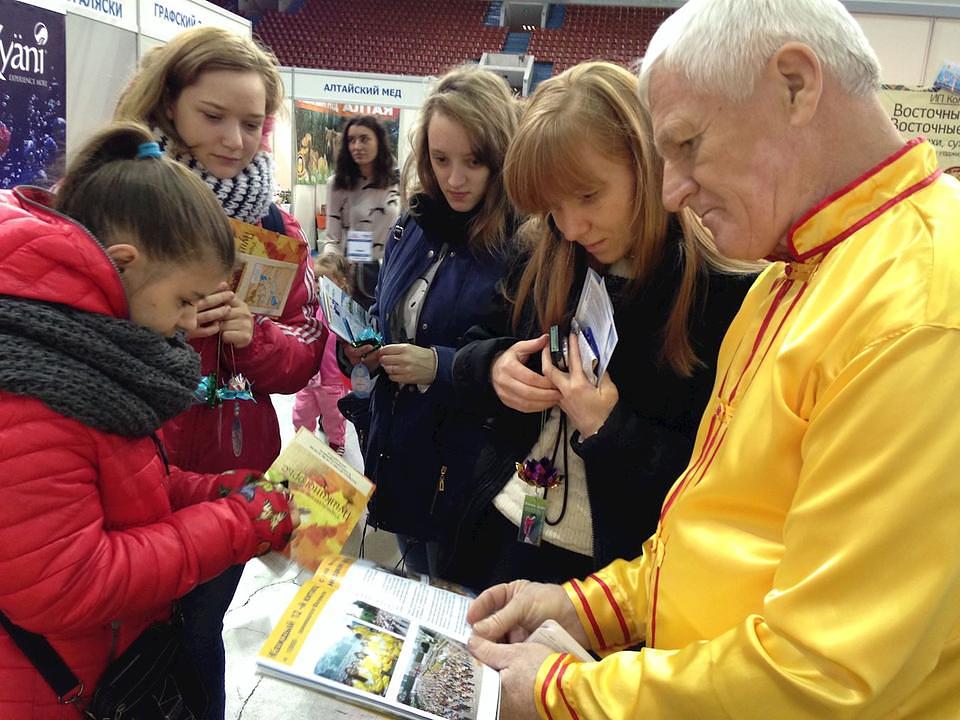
left=784, top=138, right=942, bottom=263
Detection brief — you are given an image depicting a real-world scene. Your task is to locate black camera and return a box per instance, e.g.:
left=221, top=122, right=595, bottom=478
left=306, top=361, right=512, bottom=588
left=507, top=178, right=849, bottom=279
left=549, top=324, right=568, bottom=371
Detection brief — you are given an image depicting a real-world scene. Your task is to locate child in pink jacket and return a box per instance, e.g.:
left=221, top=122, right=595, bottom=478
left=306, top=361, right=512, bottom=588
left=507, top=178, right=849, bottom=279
left=293, top=254, right=353, bottom=452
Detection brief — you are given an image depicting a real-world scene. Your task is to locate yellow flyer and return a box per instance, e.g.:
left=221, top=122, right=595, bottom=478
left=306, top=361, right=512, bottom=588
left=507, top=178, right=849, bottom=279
left=263, top=428, right=374, bottom=571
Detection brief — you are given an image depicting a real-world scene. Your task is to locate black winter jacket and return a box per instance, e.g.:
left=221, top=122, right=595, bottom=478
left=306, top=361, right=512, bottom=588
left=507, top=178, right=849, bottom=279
left=439, top=234, right=754, bottom=581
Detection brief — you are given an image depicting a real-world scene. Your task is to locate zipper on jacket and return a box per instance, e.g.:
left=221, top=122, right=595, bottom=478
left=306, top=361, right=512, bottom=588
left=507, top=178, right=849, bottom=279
left=429, top=465, right=447, bottom=515
left=150, top=433, right=170, bottom=476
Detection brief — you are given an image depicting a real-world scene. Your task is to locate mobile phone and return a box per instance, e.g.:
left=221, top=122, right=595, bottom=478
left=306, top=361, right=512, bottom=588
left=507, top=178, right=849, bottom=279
left=549, top=324, right=568, bottom=371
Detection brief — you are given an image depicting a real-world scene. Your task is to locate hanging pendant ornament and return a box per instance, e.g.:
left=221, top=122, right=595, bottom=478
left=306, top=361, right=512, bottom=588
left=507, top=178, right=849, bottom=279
left=232, top=401, right=243, bottom=457
left=515, top=456, right=563, bottom=488
left=192, top=372, right=255, bottom=404
left=222, top=373, right=254, bottom=401
left=225, top=373, right=252, bottom=458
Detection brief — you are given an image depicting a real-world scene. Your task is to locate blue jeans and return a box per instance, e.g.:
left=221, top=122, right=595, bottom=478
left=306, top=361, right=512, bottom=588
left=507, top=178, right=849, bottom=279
left=397, top=535, right=440, bottom=577
left=179, top=564, right=244, bottom=720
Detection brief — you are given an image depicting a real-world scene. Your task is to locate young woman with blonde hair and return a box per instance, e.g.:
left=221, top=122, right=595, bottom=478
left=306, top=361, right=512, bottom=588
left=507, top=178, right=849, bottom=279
left=341, top=65, right=520, bottom=576
left=442, top=61, right=755, bottom=590
left=115, top=27, right=323, bottom=719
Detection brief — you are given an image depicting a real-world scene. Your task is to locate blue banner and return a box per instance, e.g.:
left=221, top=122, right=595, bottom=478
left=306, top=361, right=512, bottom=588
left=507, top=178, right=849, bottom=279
left=0, top=0, right=66, bottom=189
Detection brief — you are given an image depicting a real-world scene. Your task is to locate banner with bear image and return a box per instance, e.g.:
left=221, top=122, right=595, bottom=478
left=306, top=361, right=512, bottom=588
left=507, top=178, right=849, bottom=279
left=0, top=0, right=66, bottom=189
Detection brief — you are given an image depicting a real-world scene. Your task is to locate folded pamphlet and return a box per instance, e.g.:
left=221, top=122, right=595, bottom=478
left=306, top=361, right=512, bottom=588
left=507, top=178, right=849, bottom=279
left=228, top=218, right=306, bottom=317
left=262, top=428, right=374, bottom=572
left=571, top=268, right=618, bottom=386
left=319, top=276, right=382, bottom=349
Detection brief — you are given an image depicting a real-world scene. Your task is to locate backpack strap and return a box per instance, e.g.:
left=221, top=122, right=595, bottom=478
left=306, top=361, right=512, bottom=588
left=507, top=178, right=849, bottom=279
left=0, top=611, right=84, bottom=704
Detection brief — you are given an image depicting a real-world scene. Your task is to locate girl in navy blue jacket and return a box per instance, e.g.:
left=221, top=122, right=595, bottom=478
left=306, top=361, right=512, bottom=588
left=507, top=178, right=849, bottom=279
left=342, top=66, right=520, bottom=575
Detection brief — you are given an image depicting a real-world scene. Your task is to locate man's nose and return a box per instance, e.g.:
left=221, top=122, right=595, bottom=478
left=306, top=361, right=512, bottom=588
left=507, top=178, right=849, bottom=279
left=661, top=159, right=697, bottom=212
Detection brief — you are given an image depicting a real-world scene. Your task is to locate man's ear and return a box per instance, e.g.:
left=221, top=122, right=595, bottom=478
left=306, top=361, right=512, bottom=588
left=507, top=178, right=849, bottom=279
left=105, top=243, right=140, bottom=273
left=770, top=42, right=822, bottom=127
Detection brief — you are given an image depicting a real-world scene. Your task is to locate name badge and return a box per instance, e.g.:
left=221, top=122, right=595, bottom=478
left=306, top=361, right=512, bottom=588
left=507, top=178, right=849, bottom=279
left=346, top=230, right=374, bottom=262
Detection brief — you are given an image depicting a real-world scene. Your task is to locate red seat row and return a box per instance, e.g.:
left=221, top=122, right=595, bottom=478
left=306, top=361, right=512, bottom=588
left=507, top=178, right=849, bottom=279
left=254, top=1, right=672, bottom=78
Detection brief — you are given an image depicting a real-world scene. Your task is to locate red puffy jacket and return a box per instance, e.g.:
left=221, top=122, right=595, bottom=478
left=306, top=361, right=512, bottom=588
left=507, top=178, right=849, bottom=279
left=162, top=206, right=326, bottom=473
left=0, top=188, right=286, bottom=718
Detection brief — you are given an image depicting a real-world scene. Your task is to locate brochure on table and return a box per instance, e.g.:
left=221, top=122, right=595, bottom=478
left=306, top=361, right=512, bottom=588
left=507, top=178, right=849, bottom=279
left=258, top=556, right=500, bottom=720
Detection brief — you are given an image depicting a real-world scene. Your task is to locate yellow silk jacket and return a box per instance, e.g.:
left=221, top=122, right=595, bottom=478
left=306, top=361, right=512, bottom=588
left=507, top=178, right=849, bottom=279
left=534, top=139, right=960, bottom=719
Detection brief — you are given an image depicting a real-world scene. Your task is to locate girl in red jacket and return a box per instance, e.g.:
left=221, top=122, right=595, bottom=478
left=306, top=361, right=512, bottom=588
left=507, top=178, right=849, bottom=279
left=115, top=28, right=325, bottom=717
left=0, top=121, right=295, bottom=719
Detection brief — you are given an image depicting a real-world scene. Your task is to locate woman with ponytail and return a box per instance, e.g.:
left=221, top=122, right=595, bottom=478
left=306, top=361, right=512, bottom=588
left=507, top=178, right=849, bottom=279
left=115, top=29, right=325, bottom=717
left=0, top=121, right=296, bottom=718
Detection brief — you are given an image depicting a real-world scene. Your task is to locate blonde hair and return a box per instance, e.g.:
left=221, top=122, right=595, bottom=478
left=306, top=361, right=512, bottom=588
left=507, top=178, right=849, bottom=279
left=401, top=65, right=519, bottom=254
left=505, top=61, right=730, bottom=376
left=314, top=253, right=350, bottom=291
left=114, top=27, right=282, bottom=150
left=56, top=121, right=234, bottom=271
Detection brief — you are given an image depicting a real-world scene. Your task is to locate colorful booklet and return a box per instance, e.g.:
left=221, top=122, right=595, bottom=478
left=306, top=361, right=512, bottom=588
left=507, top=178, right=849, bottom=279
left=258, top=555, right=501, bottom=720
left=229, top=218, right=306, bottom=317
left=262, top=428, right=374, bottom=571
left=318, top=275, right=382, bottom=348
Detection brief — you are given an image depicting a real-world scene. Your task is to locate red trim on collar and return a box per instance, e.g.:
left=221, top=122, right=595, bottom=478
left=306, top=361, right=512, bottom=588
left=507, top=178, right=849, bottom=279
left=795, top=168, right=943, bottom=262
left=785, top=137, right=925, bottom=260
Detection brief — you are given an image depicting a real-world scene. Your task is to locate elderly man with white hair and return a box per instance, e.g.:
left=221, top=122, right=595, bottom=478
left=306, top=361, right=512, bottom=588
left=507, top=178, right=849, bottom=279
left=466, top=1, right=960, bottom=718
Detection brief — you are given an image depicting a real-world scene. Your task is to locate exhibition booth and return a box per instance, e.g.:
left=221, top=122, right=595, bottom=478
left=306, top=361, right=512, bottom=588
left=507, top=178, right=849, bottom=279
left=3, top=0, right=960, bottom=249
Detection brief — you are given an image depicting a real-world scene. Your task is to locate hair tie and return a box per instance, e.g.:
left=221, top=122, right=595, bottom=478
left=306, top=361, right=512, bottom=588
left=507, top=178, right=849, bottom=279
left=136, top=141, right=162, bottom=160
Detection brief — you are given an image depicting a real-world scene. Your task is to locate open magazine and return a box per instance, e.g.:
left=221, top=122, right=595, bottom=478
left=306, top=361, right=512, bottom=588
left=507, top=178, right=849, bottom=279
left=262, top=428, right=374, bottom=571
left=228, top=218, right=306, bottom=317
left=258, top=556, right=501, bottom=720
left=318, top=276, right=382, bottom=348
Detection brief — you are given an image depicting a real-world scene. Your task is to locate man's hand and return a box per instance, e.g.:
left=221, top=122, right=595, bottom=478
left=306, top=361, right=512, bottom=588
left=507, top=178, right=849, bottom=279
left=492, top=336, right=562, bottom=413
left=541, top=334, right=618, bottom=438
left=379, top=343, right=437, bottom=385
left=468, top=580, right=588, bottom=647
left=468, top=637, right=552, bottom=720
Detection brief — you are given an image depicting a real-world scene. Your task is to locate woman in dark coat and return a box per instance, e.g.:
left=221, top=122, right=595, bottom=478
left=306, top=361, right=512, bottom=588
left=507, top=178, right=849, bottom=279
left=342, top=66, right=521, bottom=576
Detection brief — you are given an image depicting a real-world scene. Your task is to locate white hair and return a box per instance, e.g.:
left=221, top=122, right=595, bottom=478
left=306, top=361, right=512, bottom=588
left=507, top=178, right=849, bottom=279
left=639, top=0, right=881, bottom=103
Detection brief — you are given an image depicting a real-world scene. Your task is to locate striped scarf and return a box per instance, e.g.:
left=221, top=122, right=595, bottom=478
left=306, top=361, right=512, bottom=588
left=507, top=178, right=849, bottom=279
left=157, top=134, right=274, bottom=224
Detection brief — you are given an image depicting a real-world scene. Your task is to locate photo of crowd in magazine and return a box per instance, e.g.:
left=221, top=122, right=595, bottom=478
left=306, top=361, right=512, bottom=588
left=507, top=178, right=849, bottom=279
left=397, top=628, right=481, bottom=720
left=348, top=600, right=411, bottom=636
